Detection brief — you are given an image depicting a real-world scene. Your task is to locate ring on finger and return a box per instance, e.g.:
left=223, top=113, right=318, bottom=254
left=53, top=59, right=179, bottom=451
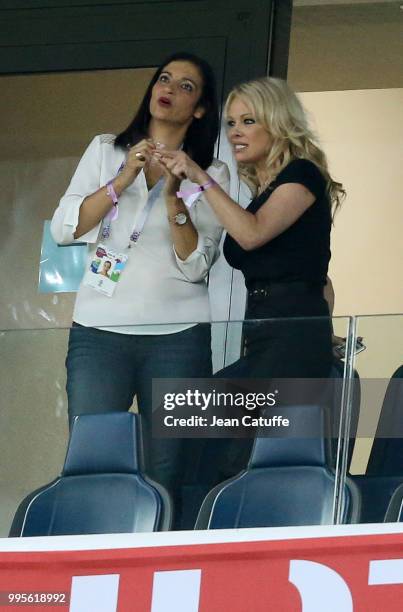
left=135, top=152, right=146, bottom=161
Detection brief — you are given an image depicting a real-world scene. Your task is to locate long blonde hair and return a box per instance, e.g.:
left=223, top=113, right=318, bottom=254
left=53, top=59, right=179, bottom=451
left=224, top=77, right=345, bottom=217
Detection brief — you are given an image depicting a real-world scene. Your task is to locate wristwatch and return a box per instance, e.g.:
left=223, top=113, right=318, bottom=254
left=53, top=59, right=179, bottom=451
left=170, top=212, right=188, bottom=226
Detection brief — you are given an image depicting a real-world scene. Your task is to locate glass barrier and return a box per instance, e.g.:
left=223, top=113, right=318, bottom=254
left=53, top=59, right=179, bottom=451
left=0, top=315, right=355, bottom=537
left=338, top=314, right=403, bottom=526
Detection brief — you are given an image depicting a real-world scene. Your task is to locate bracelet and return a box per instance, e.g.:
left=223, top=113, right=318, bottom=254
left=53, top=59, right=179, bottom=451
left=176, top=177, right=216, bottom=199
left=106, top=180, right=118, bottom=205
left=105, top=180, right=119, bottom=222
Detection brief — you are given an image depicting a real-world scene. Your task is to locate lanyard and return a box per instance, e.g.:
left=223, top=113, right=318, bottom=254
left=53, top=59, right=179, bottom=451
left=128, top=179, right=163, bottom=247
left=101, top=166, right=163, bottom=247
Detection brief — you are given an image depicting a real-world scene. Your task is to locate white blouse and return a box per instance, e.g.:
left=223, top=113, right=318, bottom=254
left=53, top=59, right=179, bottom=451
left=51, top=134, right=230, bottom=334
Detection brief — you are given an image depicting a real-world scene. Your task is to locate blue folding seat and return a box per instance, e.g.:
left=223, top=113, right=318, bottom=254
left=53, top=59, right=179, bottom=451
left=10, top=413, right=171, bottom=536
left=351, top=365, right=403, bottom=523
left=384, top=483, right=403, bottom=521
left=366, top=365, right=403, bottom=476
left=195, top=404, right=360, bottom=529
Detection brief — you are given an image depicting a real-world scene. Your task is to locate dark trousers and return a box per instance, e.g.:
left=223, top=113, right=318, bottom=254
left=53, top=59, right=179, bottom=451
left=65, top=323, right=212, bottom=528
left=211, top=290, right=334, bottom=479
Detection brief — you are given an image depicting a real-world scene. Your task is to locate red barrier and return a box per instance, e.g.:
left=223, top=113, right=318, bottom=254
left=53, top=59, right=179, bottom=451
left=1, top=525, right=402, bottom=611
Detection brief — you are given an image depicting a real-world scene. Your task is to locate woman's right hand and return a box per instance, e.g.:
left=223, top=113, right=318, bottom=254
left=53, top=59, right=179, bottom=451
left=116, top=139, right=156, bottom=190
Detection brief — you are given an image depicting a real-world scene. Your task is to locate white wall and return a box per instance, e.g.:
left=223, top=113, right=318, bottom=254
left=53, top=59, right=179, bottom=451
left=299, top=88, right=403, bottom=317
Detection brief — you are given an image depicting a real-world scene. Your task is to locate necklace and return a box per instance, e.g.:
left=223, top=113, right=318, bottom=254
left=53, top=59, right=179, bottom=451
left=257, top=176, right=273, bottom=195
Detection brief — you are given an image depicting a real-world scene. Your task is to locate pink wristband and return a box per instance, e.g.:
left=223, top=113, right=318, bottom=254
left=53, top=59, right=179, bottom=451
left=106, top=180, right=119, bottom=221
left=176, top=177, right=216, bottom=199
left=106, top=180, right=118, bottom=205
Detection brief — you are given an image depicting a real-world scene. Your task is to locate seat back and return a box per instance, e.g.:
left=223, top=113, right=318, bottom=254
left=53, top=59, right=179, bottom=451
left=195, top=405, right=359, bottom=530
left=384, top=483, right=403, bottom=522
left=349, top=366, right=403, bottom=523
left=12, top=413, right=171, bottom=536
left=350, top=474, right=403, bottom=523
left=366, top=365, right=403, bottom=476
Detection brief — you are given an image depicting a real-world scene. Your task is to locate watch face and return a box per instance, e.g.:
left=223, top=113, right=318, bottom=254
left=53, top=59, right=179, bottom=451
left=175, top=212, right=187, bottom=225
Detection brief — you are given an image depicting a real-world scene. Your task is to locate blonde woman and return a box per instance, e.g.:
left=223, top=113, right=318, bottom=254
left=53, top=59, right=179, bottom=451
left=158, top=76, right=345, bottom=384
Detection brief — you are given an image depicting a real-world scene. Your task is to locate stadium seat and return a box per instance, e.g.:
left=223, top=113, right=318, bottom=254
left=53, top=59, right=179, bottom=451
left=384, top=483, right=403, bottom=522
left=195, top=404, right=360, bottom=530
left=349, top=365, right=403, bottom=523
left=9, top=412, right=172, bottom=536
left=365, top=365, right=403, bottom=476
left=351, top=475, right=403, bottom=524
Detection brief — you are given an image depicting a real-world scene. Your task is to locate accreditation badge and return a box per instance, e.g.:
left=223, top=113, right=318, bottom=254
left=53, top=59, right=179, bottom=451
left=83, top=243, right=128, bottom=297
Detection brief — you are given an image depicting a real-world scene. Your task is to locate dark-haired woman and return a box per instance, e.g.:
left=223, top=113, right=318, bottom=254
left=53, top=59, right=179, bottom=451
left=51, top=53, right=230, bottom=526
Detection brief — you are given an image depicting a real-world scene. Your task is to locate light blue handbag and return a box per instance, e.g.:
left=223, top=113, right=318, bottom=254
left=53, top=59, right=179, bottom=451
left=38, top=221, right=88, bottom=293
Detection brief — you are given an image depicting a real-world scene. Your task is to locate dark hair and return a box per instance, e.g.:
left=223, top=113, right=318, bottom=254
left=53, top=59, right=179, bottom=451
left=114, top=52, right=219, bottom=169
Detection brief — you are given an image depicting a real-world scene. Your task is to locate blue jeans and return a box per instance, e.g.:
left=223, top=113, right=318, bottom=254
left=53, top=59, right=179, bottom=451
left=66, top=323, right=212, bottom=519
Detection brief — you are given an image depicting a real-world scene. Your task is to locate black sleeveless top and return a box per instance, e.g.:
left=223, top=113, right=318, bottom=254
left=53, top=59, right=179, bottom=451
left=223, top=159, right=331, bottom=289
